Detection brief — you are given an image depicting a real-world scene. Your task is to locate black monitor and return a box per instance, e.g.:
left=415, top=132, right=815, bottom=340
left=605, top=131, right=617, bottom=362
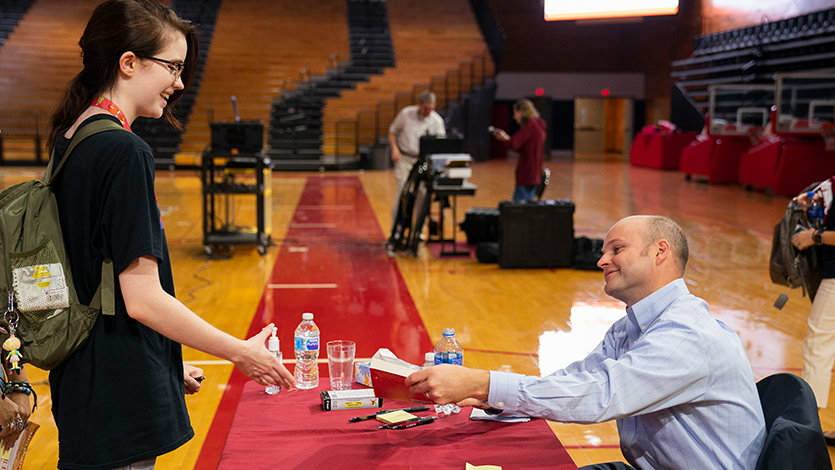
left=419, top=135, right=464, bottom=158
left=210, top=121, right=264, bottom=154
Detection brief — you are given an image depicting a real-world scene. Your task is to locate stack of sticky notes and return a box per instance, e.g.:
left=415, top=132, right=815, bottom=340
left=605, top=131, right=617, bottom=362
left=375, top=410, right=417, bottom=425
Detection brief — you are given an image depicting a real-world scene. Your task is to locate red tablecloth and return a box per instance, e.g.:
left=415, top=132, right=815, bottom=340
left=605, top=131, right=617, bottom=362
left=218, top=381, right=579, bottom=470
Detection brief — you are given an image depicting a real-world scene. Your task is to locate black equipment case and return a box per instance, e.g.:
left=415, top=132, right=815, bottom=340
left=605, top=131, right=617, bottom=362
left=459, top=207, right=500, bottom=245
left=498, top=200, right=574, bottom=269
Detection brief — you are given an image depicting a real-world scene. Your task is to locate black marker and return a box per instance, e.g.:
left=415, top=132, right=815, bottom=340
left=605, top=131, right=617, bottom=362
left=383, top=416, right=438, bottom=430
left=378, top=416, right=423, bottom=429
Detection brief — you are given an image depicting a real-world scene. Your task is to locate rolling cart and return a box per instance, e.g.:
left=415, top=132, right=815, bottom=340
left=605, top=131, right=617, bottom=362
left=201, top=151, right=272, bottom=256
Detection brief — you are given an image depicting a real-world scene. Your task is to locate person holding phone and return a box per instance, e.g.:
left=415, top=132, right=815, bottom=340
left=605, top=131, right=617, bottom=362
left=490, top=99, right=547, bottom=202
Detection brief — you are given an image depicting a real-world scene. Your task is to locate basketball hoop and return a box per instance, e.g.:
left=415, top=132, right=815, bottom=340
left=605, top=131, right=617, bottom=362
left=821, top=122, right=835, bottom=152
left=746, top=126, right=764, bottom=146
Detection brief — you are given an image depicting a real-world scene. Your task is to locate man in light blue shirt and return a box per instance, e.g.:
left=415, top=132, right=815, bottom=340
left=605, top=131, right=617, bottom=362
left=407, top=215, right=766, bottom=470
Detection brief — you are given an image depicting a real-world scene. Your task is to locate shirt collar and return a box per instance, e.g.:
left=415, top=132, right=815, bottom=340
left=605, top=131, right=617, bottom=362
left=625, top=278, right=688, bottom=337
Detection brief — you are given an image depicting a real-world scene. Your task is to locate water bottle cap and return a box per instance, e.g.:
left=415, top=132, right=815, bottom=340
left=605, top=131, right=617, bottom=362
left=425, top=352, right=435, bottom=361
left=302, top=313, right=314, bottom=320
left=443, top=327, right=455, bottom=336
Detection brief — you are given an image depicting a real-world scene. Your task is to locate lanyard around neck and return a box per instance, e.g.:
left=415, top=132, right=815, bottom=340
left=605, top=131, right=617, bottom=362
left=90, top=96, right=131, bottom=132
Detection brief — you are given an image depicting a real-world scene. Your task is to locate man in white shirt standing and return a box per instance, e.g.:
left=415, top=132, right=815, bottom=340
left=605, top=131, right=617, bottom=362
left=406, top=215, right=766, bottom=470
left=388, top=90, right=446, bottom=226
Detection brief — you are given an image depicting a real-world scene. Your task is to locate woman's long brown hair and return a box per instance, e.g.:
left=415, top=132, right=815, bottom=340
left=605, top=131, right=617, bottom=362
left=48, top=0, right=198, bottom=153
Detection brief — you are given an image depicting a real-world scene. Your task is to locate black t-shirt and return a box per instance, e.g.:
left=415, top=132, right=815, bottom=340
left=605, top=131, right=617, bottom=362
left=49, top=115, right=193, bottom=469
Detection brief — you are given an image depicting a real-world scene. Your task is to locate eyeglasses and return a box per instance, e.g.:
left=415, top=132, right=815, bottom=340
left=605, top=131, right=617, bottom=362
left=141, top=56, right=185, bottom=79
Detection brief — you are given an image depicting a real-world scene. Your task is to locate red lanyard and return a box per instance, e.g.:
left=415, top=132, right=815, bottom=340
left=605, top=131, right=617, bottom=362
left=90, top=96, right=131, bottom=132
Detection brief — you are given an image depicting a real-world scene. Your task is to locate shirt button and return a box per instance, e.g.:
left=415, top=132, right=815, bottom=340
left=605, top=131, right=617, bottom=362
left=497, top=402, right=504, bottom=408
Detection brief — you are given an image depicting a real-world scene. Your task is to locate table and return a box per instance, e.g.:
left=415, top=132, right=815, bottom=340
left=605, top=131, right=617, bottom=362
left=218, top=381, right=579, bottom=470
left=431, top=181, right=477, bottom=256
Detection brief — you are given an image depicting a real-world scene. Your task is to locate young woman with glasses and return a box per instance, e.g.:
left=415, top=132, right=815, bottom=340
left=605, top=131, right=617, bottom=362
left=45, top=1, right=295, bottom=468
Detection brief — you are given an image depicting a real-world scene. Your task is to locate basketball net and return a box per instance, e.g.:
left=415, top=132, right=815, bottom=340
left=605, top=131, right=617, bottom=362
left=822, top=123, right=835, bottom=152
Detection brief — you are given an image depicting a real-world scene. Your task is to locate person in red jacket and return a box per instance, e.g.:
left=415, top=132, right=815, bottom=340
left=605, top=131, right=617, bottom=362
left=491, top=99, right=548, bottom=201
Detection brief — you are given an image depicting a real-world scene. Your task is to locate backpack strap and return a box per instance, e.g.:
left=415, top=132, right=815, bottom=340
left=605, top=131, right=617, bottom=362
left=45, top=118, right=127, bottom=185
left=88, top=259, right=115, bottom=316
left=46, top=119, right=127, bottom=317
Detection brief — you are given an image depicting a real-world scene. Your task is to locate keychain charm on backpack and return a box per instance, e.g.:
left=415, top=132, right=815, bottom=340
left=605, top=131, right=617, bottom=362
left=3, top=292, right=22, bottom=375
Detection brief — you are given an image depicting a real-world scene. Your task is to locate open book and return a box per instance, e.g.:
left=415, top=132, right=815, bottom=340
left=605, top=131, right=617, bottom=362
left=369, top=349, right=431, bottom=403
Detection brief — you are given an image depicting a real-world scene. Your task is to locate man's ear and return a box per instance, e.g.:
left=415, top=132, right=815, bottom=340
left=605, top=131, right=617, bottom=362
left=654, top=239, right=671, bottom=265
left=118, top=51, right=138, bottom=77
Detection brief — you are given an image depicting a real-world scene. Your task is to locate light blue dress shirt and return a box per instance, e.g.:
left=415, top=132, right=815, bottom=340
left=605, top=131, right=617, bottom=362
left=487, top=279, right=766, bottom=470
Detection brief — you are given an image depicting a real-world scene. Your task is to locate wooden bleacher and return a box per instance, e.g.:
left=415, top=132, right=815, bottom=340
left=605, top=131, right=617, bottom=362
left=0, top=0, right=93, bottom=163
left=177, top=0, right=350, bottom=163
left=321, top=0, right=494, bottom=156
left=0, top=1, right=34, bottom=46
left=0, top=0, right=491, bottom=165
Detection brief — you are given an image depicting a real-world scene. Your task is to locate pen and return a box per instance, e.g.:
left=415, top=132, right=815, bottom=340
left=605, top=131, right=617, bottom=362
left=195, top=376, right=206, bottom=383
left=348, top=406, right=430, bottom=423
left=382, top=416, right=438, bottom=430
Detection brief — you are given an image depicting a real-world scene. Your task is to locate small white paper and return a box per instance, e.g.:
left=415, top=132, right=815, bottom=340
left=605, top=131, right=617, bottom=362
left=466, top=463, right=502, bottom=470
left=469, top=407, right=530, bottom=423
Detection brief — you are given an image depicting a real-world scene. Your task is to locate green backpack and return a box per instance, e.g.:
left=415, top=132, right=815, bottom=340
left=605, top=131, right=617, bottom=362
left=0, top=119, right=124, bottom=370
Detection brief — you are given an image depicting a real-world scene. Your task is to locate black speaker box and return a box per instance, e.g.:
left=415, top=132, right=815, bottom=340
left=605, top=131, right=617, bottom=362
left=498, top=200, right=574, bottom=269
left=210, top=121, right=264, bottom=154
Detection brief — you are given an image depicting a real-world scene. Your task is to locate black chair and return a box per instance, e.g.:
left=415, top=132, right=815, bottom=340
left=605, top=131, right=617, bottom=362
left=754, top=373, right=831, bottom=470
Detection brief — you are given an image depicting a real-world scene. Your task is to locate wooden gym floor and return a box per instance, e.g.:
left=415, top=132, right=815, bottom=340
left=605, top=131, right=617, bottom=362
left=6, top=155, right=835, bottom=469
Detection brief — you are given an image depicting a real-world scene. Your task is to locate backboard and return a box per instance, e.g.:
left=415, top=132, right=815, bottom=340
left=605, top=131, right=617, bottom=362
left=774, top=72, right=835, bottom=135
left=707, top=84, right=774, bottom=137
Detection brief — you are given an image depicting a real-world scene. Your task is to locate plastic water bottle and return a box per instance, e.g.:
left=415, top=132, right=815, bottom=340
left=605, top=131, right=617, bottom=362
left=266, top=327, right=282, bottom=395
left=422, top=352, right=435, bottom=369
left=294, top=312, right=319, bottom=389
left=434, top=328, right=463, bottom=366
left=433, top=328, right=463, bottom=414
left=421, top=351, right=457, bottom=414
left=808, top=193, right=824, bottom=229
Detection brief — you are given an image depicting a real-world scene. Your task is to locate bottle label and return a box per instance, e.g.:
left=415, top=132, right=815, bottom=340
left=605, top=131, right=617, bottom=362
left=295, top=337, right=319, bottom=351
left=434, top=352, right=462, bottom=366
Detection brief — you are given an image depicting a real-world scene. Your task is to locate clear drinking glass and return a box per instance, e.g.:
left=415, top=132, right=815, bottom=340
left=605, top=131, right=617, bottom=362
left=327, top=340, right=356, bottom=391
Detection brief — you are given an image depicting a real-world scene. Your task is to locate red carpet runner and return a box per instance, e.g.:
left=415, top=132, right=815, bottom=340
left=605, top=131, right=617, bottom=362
left=195, top=175, right=433, bottom=469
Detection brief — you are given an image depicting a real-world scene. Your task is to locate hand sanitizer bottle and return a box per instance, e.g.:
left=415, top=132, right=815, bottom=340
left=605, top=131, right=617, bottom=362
left=266, top=327, right=282, bottom=395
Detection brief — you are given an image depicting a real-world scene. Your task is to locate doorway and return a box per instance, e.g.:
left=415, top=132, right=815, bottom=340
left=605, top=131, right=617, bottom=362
left=574, top=97, right=634, bottom=160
